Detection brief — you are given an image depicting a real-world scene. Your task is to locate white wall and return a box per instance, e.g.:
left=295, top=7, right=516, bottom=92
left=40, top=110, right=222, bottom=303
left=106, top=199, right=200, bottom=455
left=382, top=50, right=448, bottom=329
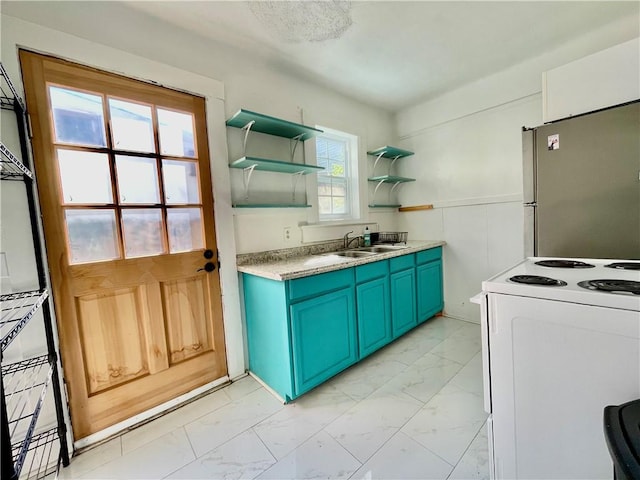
left=395, top=15, right=639, bottom=323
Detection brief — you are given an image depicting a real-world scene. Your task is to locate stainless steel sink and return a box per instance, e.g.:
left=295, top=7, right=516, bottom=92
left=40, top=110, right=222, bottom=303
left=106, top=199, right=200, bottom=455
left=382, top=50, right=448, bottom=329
left=326, top=250, right=376, bottom=258
left=356, top=245, right=409, bottom=253
left=320, top=245, right=408, bottom=258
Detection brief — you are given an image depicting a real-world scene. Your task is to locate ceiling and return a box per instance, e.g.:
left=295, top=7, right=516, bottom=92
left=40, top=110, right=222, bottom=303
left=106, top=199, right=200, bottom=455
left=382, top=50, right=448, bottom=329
left=3, top=1, right=639, bottom=112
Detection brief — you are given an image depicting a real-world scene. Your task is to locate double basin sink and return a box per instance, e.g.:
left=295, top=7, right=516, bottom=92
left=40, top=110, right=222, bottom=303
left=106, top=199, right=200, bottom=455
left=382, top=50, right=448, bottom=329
left=321, top=245, right=408, bottom=258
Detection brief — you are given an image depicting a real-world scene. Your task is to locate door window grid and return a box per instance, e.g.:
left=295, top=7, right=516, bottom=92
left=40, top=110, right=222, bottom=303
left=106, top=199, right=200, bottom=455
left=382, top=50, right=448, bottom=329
left=48, top=85, right=204, bottom=264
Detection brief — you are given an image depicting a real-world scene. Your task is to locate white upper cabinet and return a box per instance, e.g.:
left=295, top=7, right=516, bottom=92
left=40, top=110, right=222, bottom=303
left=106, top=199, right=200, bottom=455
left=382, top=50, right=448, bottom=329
left=543, top=38, right=640, bottom=123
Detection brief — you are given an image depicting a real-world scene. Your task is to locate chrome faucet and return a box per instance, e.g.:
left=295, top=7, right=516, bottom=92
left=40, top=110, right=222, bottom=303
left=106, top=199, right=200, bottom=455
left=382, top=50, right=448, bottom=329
left=343, top=231, right=362, bottom=249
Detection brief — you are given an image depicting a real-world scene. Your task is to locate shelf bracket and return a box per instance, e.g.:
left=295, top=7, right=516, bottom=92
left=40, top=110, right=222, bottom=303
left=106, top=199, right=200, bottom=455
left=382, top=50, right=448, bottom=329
left=373, top=150, right=386, bottom=176
left=388, top=155, right=401, bottom=176
left=372, top=178, right=386, bottom=206
left=291, top=170, right=304, bottom=202
left=290, top=133, right=304, bottom=162
left=241, top=164, right=257, bottom=200
left=389, top=181, right=403, bottom=204
left=241, top=120, right=256, bottom=156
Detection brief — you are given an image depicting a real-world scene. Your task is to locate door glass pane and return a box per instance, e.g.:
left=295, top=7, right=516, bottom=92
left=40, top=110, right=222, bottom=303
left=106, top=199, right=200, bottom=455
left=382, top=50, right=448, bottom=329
left=115, top=156, right=160, bottom=204
left=121, top=209, right=164, bottom=258
left=167, top=208, right=203, bottom=253
left=157, top=109, right=195, bottom=157
left=65, top=209, right=119, bottom=264
left=49, top=86, right=106, bottom=147
left=162, top=160, right=200, bottom=204
left=57, top=149, right=112, bottom=204
left=109, top=99, right=155, bottom=153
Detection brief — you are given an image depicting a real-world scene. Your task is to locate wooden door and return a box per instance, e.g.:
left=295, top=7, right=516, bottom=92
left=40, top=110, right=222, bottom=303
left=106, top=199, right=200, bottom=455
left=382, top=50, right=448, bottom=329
left=19, top=51, right=227, bottom=440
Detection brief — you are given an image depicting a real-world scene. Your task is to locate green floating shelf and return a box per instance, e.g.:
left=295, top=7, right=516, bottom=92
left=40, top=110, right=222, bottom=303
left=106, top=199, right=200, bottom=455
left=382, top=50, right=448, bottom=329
left=367, top=146, right=414, bottom=159
left=230, top=157, right=324, bottom=175
left=368, top=175, right=415, bottom=184
left=233, top=204, right=311, bottom=209
left=226, top=109, right=323, bottom=141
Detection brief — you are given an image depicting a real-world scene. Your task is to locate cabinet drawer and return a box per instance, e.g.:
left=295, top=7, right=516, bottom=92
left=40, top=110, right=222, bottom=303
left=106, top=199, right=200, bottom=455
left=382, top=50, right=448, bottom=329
left=389, top=253, right=415, bottom=273
left=416, top=247, right=442, bottom=265
left=288, top=268, right=354, bottom=302
left=356, top=260, right=388, bottom=283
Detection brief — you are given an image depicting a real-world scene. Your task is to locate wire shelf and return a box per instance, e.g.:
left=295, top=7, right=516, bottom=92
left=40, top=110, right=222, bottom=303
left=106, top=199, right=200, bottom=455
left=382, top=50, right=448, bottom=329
left=0, top=142, right=32, bottom=181
left=1, top=62, right=25, bottom=112
left=3, top=355, right=53, bottom=479
left=12, top=427, right=61, bottom=480
left=0, top=290, right=48, bottom=352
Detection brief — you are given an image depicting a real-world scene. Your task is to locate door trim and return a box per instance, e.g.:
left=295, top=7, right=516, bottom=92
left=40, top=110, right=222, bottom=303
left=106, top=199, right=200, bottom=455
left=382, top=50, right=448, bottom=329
left=74, top=375, right=230, bottom=449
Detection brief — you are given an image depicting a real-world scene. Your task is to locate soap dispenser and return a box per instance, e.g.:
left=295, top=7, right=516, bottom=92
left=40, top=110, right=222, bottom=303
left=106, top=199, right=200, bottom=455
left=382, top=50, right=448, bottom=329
left=363, top=226, right=371, bottom=246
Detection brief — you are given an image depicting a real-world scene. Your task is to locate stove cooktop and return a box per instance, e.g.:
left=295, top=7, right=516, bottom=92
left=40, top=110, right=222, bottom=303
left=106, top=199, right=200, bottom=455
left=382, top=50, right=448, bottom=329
left=483, top=257, right=640, bottom=311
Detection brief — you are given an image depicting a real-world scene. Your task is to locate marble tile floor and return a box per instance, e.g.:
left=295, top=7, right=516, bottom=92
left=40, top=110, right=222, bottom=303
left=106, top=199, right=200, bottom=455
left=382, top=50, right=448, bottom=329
left=58, top=316, right=489, bottom=480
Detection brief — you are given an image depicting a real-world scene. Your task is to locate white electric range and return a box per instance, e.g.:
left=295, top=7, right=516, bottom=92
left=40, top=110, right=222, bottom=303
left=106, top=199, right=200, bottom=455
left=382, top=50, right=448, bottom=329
left=474, top=257, right=640, bottom=479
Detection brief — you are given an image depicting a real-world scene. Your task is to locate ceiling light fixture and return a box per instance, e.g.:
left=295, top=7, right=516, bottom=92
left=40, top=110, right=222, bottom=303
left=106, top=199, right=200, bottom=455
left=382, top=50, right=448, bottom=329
left=248, top=0, right=352, bottom=43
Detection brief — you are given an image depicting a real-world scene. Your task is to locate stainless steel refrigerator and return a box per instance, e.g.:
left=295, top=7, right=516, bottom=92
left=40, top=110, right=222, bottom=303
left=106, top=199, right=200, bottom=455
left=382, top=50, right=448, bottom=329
left=522, top=101, right=640, bottom=260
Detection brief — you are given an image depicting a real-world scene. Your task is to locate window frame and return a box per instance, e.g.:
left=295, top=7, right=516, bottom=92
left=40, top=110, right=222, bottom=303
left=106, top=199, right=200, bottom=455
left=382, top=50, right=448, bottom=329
left=315, top=126, right=360, bottom=223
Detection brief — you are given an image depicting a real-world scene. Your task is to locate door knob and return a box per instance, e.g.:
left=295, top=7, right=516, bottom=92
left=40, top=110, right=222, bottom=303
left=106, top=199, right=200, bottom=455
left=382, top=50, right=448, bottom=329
left=198, top=262, right=216, bottom=272
left=204, top=249, right=214, bottom=259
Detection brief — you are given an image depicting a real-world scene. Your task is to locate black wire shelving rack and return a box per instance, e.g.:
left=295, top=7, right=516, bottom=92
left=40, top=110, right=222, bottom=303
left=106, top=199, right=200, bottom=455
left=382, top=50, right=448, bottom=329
left=0, top=62, right=70, bottom=480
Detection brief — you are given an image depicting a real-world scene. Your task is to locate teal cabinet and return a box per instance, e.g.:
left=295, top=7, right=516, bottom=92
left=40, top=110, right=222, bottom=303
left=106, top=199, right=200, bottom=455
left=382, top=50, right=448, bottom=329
left=389, top=254, right=417, bottom=338
left=242, top=247, right=443, bottom=401
left=416, top=247, right=443, bottom=323
left=355, top=261, right=391, bottom=359
left=243, top=269, right=356, bottom=401
left=291, top=287, right=357, bottom=395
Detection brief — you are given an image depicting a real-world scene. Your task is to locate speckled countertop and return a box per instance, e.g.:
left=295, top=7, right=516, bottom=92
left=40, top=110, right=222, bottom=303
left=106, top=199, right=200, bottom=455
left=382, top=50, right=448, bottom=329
left=236, top=240, right=446, bottom=281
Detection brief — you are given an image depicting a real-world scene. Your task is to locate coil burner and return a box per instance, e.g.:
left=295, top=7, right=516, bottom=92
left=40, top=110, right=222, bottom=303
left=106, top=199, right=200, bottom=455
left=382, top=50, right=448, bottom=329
left=604, top=262, right=640, bottom=271
left=509, top=275, right=567, bottom=287
left=535, top=260, right=595, bottom=269
left=577, top=279, right=640, bottom=295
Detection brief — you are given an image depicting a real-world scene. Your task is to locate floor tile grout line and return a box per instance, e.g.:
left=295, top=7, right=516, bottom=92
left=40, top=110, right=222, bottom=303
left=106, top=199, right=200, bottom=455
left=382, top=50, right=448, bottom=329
left=249, top=425, right=279, bottom=476
left=390, top=344, right=485, bottom=474
left=445, top=420, right=488, bottom=480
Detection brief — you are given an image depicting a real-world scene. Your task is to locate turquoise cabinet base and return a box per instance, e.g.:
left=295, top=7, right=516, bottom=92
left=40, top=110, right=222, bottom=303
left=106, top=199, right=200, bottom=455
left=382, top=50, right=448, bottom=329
left=416, top=246, right=444, bottom=323
left=291, top=288, right=357, bottom=395
left=417, top=260, right=443, bottom=322
left=242, top=247, right=443, bottom=401
left=243, top=275, right=295, bottom=400
left=356, top=276, right=392, bottom=358
left=390, top=268, right=417, bottom=338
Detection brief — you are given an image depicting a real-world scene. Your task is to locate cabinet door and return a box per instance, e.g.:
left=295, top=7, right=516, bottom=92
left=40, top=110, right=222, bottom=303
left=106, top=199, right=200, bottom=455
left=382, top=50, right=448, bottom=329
left=290, top=287, right=357, bottom=396
left=417, top=260, right=443, bottom=323
left=390, top=268, right=416, bottom=338
left=356, top=276, right=391, bottom=359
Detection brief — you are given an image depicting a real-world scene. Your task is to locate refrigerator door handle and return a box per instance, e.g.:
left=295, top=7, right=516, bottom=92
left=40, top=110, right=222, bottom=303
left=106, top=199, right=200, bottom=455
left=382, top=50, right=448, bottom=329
left=522, top=129, right=536, bottom=204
